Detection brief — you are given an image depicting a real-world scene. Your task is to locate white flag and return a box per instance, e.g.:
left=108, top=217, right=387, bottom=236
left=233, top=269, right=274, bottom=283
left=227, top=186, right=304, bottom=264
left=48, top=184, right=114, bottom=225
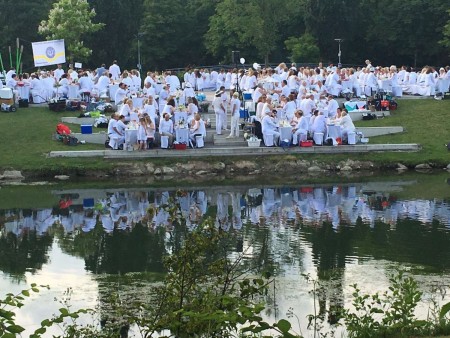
left=32, top=39, right=66, bottom=67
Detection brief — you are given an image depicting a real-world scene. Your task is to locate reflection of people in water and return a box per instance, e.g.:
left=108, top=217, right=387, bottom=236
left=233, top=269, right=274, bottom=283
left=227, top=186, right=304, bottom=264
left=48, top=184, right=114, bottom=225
left=216, top=193, right=229, bottom=231
left=230, top=192, right=243, bottom=230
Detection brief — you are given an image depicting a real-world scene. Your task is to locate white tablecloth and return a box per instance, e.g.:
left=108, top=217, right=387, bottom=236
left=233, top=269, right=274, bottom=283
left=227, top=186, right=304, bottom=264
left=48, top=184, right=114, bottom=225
left=18, top=86, right=30, bottom=100
left=174, top=111, right=188, bottom=125
left=175, top=128, right=189, bottom=144
left=279, top=126, right=292, bottom=142
left=68, top=85, right=79, bottom=99
left=124, top=129, right=137, bottom=150
left=326, top=124, right=341, bottom=140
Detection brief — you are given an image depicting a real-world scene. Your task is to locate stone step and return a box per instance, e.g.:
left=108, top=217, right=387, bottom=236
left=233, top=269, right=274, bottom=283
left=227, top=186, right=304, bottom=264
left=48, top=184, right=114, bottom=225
left=48, top=143, right=421, bottom=159
left=213, top=134, right=247, bottom=146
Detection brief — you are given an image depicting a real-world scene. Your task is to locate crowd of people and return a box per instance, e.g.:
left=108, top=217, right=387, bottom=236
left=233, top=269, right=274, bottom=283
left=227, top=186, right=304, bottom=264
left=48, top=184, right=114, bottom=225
left=3, top=185, right=448, bottom=237
left=2, top=59, right=448, bottom=148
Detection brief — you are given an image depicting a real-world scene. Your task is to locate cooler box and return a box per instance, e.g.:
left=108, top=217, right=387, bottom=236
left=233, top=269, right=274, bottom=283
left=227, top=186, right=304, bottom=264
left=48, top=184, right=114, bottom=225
left=243, top=92, right=252, bottom=100
left=300, top=140, right=313, bottom=147
left=239, top=108, right=249, bottom=119
left=83, top=198, right=95, bottom=208
left=174, top=143, right=187, bottom=150
left=0, top=88, right=13, bottom=99
left=0, top=88, right=14, bottom=106
left=160, top=135, right=169, bottom=149
left=81, top=125, right=93, bottom=134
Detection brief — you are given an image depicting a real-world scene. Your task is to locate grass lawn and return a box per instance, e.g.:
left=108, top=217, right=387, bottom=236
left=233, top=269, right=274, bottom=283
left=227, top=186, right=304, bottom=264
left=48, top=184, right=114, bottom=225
left=0, top=98, right=449, bottom=175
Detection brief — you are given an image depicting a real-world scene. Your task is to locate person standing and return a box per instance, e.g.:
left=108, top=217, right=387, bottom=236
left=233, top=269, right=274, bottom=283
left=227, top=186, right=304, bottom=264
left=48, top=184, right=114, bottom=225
left=212, top=89, right=226, bottom=135
left=54, top=64, right=65, bottom=82
left=227, top=92, right=240, bottom=138
left=109, top=60, right=121, bottom=81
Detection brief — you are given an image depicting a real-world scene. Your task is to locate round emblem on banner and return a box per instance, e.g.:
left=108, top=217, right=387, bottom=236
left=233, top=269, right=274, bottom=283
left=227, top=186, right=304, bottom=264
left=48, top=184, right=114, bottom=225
left=46, top=46, right=56, bottom=59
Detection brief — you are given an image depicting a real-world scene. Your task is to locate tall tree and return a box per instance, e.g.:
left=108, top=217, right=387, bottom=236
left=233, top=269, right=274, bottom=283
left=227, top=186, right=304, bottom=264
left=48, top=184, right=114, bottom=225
left=0, top=0, right=54, bottom=72
left=205, top=0, right=290, bottom=65
left=87, top=0, right=143, bottom=69
left=39, top=0, right=104, bottom=63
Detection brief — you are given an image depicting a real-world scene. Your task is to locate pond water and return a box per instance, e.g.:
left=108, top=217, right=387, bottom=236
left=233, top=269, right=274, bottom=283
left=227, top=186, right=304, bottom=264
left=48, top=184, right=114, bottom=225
left=1, top=173, right=450, bottom=337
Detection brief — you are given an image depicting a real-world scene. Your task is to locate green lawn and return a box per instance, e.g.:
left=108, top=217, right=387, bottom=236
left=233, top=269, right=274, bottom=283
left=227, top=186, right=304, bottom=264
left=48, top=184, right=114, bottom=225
left=0, top=98, right=449, bottom=175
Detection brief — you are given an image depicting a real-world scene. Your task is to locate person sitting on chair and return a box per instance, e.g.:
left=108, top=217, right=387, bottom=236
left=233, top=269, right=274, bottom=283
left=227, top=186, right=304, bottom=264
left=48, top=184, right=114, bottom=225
left=292, top=110, right=309, bottom=145
left=189, top=113, right=206, bottom=147
left=338, top=110, right=356, bottom=142
left=261, top=109, right=280, bottom=146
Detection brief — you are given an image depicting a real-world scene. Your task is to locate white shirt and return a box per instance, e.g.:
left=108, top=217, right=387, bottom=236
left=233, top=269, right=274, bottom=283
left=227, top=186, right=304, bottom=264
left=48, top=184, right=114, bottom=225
left=159, top=118, right=174, bottom=134
left=109, top=64, right=121, bottom=80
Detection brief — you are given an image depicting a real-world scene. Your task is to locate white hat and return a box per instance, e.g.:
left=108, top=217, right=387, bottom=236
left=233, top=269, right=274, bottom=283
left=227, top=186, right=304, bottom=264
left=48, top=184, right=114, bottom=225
left=185, top=82, right=192, bottom=88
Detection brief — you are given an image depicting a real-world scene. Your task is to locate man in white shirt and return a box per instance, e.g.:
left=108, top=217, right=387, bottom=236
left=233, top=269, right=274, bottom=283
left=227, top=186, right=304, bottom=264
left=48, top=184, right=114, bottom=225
left=261, top=109, right=280, bottom=146
left=114, top=83, right=128, bottom=105
left=142, top=82, right=156, bottom=98
left=227, top=91, right=241, bottom=138
left=109, top=60, right=121, bottom=81
left=326, top=95, right=339, bottom=119
left=281, top=80, right=291, bottom=97
left=54, top=64, right=65, bottom=81
left=159, top=113, right=174, bottom=146
left=6, top=74, right=19, bottom=102
left=212, top=90, right=226, bottom=135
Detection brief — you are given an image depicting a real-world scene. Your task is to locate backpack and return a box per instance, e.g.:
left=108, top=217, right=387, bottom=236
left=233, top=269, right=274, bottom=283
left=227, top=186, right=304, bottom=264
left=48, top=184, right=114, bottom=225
left=362, top=113, right=377, bottom=121
left=62, top=135, right=78, bottom=146
left=56, top=123, right=71, bottom=135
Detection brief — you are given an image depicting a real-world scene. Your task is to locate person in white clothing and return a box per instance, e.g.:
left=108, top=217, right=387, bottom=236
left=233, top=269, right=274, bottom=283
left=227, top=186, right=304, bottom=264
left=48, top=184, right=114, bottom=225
left=109, top=60, right=121, bottom=81
left=227, top=92, right=241, bottom=138
left=261, top=109, right=280, bottom=146
left=54, top=64, right=65, bottom=81
left=114, top=83, right=128, bottom=105
left=338, top=110, right=356, bottom=141
left=212, top=90, right=226, bottom=135
left=159, top=113, right=175, bottom=146
left=292, top=110, right=309, bottom=145
left=326, top=95, right=339, bottom=118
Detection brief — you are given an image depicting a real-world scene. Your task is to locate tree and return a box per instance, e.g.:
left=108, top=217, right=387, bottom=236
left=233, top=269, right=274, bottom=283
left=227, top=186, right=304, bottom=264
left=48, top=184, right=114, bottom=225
left=439, top=9, right=450, bottom=54
left=205, top=0, right=290, bottom=65
left=38, top=0, right=104, bottom=63
left=285, top=33, right=320, bottom=63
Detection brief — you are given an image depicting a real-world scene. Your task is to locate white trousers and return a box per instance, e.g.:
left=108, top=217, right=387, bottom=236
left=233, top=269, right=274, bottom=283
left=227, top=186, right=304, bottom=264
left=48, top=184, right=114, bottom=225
left=215, top=111, right=225, bottom=134
left=229, top=114, right=240, bottom=137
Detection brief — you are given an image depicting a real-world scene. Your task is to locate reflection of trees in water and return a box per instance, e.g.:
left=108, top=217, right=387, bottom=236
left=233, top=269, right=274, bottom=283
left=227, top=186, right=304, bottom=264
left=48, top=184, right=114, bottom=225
left=0, top=230, right=53, bottom=280
left=57, top=220, right=167, bottom=275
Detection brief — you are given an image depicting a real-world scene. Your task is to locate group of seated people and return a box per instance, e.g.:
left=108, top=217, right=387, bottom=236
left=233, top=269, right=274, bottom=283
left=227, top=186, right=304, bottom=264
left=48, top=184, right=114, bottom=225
left=107, top=108, right=207, bottom=150
left=217, top=62, right=450, bottom=100
left=259, top=104, right=355, bottom=147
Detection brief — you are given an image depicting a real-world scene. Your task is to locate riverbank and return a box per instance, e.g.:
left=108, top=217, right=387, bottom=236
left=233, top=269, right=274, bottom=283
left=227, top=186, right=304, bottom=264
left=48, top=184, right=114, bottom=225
left=0, top=98, right=449, bottom=180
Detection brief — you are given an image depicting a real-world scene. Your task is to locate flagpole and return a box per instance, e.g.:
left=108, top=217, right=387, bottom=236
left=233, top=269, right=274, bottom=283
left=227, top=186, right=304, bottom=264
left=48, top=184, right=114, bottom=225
left=17, top=45, right=23, bottom=74
left=8, top=46, right=12, bottom=69
left=16, top=38, right=19, bottom=74
left=0, top=52, right=6, bottom=77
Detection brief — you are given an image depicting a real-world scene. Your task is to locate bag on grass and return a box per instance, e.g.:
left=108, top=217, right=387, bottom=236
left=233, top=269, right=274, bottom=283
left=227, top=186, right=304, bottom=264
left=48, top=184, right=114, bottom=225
left=56, top=123, right=71, bottom=135
left=63, top=135, right=78, bottom=146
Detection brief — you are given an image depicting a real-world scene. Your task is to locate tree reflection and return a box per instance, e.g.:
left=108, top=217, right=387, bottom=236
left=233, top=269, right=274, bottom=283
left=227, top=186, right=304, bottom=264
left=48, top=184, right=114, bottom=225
left=0, top=230, right=52, bottom=281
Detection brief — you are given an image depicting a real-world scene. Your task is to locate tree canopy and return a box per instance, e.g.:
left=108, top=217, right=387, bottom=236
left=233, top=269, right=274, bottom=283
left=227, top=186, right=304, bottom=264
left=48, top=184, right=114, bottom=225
left=0, top=0, right=448, bottom=71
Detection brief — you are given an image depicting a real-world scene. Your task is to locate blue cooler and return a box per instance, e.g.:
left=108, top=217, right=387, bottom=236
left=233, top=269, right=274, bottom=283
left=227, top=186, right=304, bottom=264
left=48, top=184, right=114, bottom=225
left=81, top=124, right=93, bottom=134
left=83, top=198, right=95, bottom=208
left=239, top=108, right=249, bottom=119
left=243, top=92, right=252, bottom=100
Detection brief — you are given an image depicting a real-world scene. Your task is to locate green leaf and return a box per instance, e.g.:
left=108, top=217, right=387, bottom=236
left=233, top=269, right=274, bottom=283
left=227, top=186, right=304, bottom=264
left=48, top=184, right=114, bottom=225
left=6, top=324, right=25, bottom=333
left=34, top=327, right=47, bottom=335
left=276, top=319, right=291, bottom=333
left=59, top=308, right=69, bottom=316
left=440, top=301, right=450, bottom=319
left=21, top=290, right=30, bottom=297
left=3, top=333, right=16, bottom=338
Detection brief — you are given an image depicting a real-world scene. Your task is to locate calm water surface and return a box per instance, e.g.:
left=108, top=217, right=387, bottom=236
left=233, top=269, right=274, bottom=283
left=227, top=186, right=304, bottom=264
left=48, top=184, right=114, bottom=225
left=1, top=174, right=450, bottom=337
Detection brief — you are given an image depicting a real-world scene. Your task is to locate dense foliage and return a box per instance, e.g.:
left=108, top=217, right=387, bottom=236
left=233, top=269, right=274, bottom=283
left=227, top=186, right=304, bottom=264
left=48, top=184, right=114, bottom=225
left=0, top=0, right=449, bottom=72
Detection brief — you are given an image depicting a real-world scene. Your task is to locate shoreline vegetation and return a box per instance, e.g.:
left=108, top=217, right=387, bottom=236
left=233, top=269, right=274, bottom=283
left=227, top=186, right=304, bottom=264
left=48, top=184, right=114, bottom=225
left=0, top=98, right=449, bottom=180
